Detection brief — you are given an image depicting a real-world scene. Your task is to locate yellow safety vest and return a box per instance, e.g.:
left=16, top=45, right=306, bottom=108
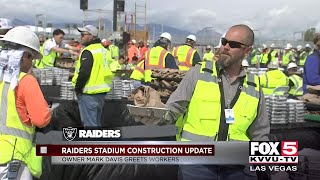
left=176, top=61, right=260, bottom=142
left=0, top=73, right=42, bottom=178
left=173, top=45, right=196, bottom=71
left=39, top=39, right=57, bottom=68
left=260, top=70, right=289, bottom=95
left=33, top=45, right=44, bottom=68
left=288, top=74, right=303, bottom=96
left=282, top=50, right=294, bottom=66
left=72, top=43, right=113, bottom=94
left=260, top=51, right=269, bottom=64
left=144, top=46, right=169, bottom=82
left=130, top=60, right=145, bottom=81
left=203, top=51, right=214, bottom=61
left=109, top=44, right=120, bottom=60
left=270, top=50, right=278, bottom=62
left=250, top=49, right=259, bottom=65
left=299, top=51, right=312, bottom=66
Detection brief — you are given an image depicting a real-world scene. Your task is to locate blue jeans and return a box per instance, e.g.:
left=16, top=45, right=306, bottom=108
left=178, top=165, right=257, bottom=180
left=78, top=93, right=106, bottom=127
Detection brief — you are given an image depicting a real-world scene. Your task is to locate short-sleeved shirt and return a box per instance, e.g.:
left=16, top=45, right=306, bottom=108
left=44, top=39, right=70, bottom=56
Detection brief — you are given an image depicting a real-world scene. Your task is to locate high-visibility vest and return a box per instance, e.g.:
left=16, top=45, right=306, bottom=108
left=259, top=70, right=289, bottom=95
left=176, top=61, right=260, bottom=142
left=288, top=74, right=303, bottom=96
left=33, top=45, right=44, bottom=68
left=144, top=46, right=169, bottom=82
left=203, top=51, right=214, bottom=61
left=109, top=44, right=120, bottom=60
left=173, top=45, right=196, bottom=71
left=0, top=73, right=42, bottom=178
left=299, top=51, right=312, bottom=66
left=270, top=50, right=278, bottom=62
left=72, top=43, right=113, bottom=94
left=130, top=60, right=145, bottom=81
left=260, top=51, right=269, bottom=64
left=250, top=49, right=259, bottom=64
left=39, top=39, right=57, bottom=68
left=282, top=50, right=294, bottom=66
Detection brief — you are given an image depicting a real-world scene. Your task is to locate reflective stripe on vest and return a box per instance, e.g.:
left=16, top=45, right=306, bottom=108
left=0, top=82, right=33, bottom=141
left=178, top=61, right=260, bottom=142
left=145, top=48, right=167, bottom=70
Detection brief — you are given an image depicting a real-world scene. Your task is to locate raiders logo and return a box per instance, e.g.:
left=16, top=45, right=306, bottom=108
left=63, top=127, right=77, bottom=141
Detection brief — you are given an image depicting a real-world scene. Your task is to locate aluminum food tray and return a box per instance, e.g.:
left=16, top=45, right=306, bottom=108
left=127, top=104, right=169, bottom=119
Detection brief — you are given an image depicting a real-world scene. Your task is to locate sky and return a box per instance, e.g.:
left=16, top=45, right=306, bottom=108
left=1, top=0, right=320, bottom=40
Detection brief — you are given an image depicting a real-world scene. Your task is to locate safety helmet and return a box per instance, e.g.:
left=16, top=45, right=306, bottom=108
left=270, top=43, right=275, bottom=48
left=268, top=61, right=279, bottom=69
left=131, top=39, right=136, bottom=44
left=287, top=62, right=298, bottom=70
left=305, top=44, right=311, bottom=48
left=206, top=45, right=211, bottom=49
left=285, top=43, right=292, bottom=50
left=159, top=32, right=172, bottom=42
left=187, top=34, right=196, bottom=42
left=0, top=26, right=42, bottom=59
left=242, top=59, right=249, bottom=67
left=297, top=45, right=303, bottom=51
left=262, top=44, right=268, bottom=49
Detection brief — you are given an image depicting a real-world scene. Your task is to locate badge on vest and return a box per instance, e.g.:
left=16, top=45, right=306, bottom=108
left=225, top=109, right=235, bottom=124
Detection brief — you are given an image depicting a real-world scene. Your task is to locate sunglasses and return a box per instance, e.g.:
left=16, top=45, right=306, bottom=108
left=221, top=37, right=249, bottom=49
left=81, top=33, right=91, bottom=37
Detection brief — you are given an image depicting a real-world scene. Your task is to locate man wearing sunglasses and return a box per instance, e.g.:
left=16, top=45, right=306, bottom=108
left=164, top=24, right=274, bottom=179
left=72, top=25, right=113, bottom=127
left=37, top=29, right=79, bottom=68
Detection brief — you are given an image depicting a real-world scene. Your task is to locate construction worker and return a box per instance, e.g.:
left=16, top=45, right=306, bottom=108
left=101, top=39, right=116, bottom=64
left=0, top=18, right=13, bottom=50
left=298, top=44, right=313, bottom=67
left=259, top=44, right=269, bottom=68
left=303, top=34, right=320, bottom=95
left=249, top=46, right=260, bottom=66
left=172, top=34, right=201, bottom=70
left=130, top=32, right=178, bottom=82
left=281, top=43, right=295, bottom=68
left=33, top=34, right=46, bottom=68
left=203, top=45, right=214, bottom=61
left=138, top=40, right=148, bottom=61
left=37, top=29, right=79, bottom=68
left=109, top=38, right=120, bottom=61
left=287, top=62, right=303, bottom=96
left=0, top=26, right=51, bottom=179
left=73, top=25, right=113, bottom=127
left=259, top=61, right=289, bottom=95
left=136, top=24, right=273, bottom=179
left=268, top=43, right=278, bottom=63
left=127, top=40, right=139, bottom=63
left=110, top=55, right=128, bottom=72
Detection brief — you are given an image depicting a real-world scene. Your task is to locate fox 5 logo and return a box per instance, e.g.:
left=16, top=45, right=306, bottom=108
left=250, top=141, right=298, bottom=156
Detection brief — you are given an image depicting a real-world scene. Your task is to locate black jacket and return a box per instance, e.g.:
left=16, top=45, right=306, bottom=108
left=75, top=38, right=102, bottom=94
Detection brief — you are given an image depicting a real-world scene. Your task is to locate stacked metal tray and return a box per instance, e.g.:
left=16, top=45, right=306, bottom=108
left=52, top=68, right=69, bottom=85
left=33, top=68, right=54, bottom=85
left=60, top=81, right=76, bottom=100
left=266, top=95, right=288, bottom=124
left=287, top=99, right=305, bottom=123
left=106, top=80, right=134, bottom=99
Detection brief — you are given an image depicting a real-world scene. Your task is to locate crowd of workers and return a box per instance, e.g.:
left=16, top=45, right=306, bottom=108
left=0, top=16, right=320, bottom=180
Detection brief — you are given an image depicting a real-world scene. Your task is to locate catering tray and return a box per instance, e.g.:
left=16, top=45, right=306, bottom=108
left=127, top=104, right=169, bottom=119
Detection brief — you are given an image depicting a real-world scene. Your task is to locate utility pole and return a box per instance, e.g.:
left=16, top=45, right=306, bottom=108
left=113, top=0, right=117, bottom=32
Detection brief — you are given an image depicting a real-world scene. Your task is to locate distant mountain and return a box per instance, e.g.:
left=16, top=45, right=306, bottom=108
left=195, top=28, right=222, bottom=46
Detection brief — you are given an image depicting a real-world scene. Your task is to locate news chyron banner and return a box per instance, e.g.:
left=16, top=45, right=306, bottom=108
left=36, top=127, right=299, bottom=169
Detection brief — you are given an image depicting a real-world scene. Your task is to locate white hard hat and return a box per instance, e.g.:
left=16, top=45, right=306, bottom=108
left=297, top=45, right=303, bottom=51
left=242, top=59, right=249, bottom=67
left=0, top=26, right=42, bottom=59
left=159, top=32, right=172, bottom=42
left=285, top=43, right=292, bottom=50
left=131, top=39, right=136, bottom=44
left=270, top=43, right=275, bottom=48
left=186, top=34, right=196, bottom=42
left=262, top=44, right=268, bottom=49
left=287, top=62, right=298, bottom=70
left=0, top=18, right=13, bottom=30
left=306, top=44, right=311, bottom=48
left=101, top=39, right=106, bottom=43
left=206, top=45, right=211, bottom=49
left=268, top=61, right=279, bottom=69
